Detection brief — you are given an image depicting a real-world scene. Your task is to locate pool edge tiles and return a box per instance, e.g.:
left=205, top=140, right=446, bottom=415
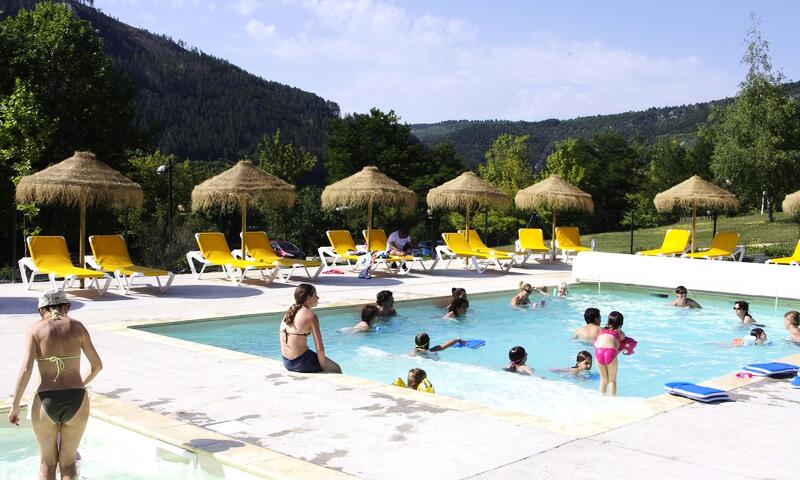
left=0, top=394, right=356, bottom=480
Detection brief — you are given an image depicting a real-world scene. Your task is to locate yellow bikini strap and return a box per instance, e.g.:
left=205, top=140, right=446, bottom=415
left=42, top=356, right=66, bottom=382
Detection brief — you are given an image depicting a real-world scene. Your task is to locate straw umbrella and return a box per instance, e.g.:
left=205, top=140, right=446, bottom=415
left=514, top=175, right=594, bottom=249
left=191, top=160, right=295, bottom=253
left=321, top=166, right=416, bottom=250
left=15, top=151, right=143, bottom=270
left=783, top=190, right=800, bottom=219
left=654, top=175, right=739, bottom=253
left=426, top=171, right=510, bottom=237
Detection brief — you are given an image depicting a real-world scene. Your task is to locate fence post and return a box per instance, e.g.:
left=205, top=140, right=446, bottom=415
left=629, top=210, right=635, bottom=254
left=712, top=211, right=717, bottom=239
left=11, top=207, right=17, bottom=283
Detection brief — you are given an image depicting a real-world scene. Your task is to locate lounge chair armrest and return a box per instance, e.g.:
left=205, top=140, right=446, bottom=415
left=84, top=255, right=102, bottom=271
left=514, top=239, right=522, bottom=252
left=231, top=249, right=244, bottom=260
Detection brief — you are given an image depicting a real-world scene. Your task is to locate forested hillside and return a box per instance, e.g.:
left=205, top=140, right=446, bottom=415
left=412, top=82, right=800, bottom=168
left=0, top=0, right=340, bottom=162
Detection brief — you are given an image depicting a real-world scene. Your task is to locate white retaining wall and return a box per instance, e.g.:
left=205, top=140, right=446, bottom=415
left=572, top=252, right=800, bottom=300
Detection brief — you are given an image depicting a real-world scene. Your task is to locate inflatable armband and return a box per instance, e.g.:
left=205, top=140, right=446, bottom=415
left=391, top=377, right=435, bottom=393
left=619, top=337, right=638, bottom=355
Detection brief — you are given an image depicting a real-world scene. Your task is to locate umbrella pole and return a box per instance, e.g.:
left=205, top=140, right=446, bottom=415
left=691, top=204, right=697, bottom=254
left=79, top=193, right=86, bottom=288
left=367, top=196, right=373, bottom=252
left=241, top=197, right=248, bottom=254
left=551, top=210, right=557, bottom=261
left=464, top=203, right=471, bottom=239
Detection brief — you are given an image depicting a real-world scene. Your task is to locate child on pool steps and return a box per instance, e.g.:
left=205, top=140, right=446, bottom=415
left=594, top=311, right=626, bottom=396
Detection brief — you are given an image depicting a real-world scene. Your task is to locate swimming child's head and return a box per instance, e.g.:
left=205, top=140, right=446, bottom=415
left=508, top=346, right=527, bottom=366
left=414, top=333, right=431, bottom=351
left=750, top=327, right=767, bottom=344
left=734, top=300, right=750, bottom=315
left=407, top=368, right=427, bottom=390
left=574, top=350, right=593, bottom=370
left=675, top=285, right=688, bottom=296
left=361, top=305, right=380, bottom=325
left=584, top=307, right=601, bottom=325
left=606, top=311, right=624, bottom=329
left=451, top=287, right=467, bottom=299
left=557, top=282, right=568, bottom=296
left=518, top=282, right=533, bottom=296
left=449, top=297, right=469, bottom=316
left=376, top=290, right=394, bottom=309
left=784, top=310, right=800, bottom=328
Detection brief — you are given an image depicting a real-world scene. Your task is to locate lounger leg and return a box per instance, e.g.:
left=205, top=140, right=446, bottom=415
left=18, top=259, right=32, bottom=289
left=160, top=273, right=175, bottom=292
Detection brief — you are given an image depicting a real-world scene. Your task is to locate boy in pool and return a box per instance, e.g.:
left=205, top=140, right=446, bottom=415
left=783, top=310, right=800, bottom=343
left=731, top=328, right=768, bottom=347
left=668, top=285, right=702, bottom=309
left=410, top=333, right=464, bottom=358
left=573, top=307, right=601, bottom=342
left=550, top=351, right=593, bottom=375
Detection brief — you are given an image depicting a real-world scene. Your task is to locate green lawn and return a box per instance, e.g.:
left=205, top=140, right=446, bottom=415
left=582, top=211, right=800, bottom=257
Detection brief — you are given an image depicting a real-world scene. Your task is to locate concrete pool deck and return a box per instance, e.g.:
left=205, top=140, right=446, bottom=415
left=2, top=260, right=800, bottom=479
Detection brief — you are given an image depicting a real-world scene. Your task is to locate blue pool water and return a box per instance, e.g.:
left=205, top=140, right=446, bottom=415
left=141, top=284, right=800, bottom=418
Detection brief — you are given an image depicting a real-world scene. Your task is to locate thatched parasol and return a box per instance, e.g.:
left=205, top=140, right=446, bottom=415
left=654, top=175, right=739, bottom=253
left=783, top=190, right=800, bottom=219
left=426, top=171, right=510, bottom=237
left=15, top=151, right=143, bottom=270
left=514, top=175, right=594, bottom=248
left=321, top=166, right=416, bottom=250
left=191, top=160, right=295, bottom=253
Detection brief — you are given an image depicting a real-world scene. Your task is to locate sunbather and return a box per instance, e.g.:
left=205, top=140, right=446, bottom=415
left=386, top=228, right=414, bottom=256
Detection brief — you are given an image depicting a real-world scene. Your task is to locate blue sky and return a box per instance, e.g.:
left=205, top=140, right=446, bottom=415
left=96, top=0, right=800, bottom=123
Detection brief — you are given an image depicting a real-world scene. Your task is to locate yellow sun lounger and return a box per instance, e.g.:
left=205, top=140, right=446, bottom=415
left=318, top=230, right=371, bottom=271
left=682, top=231, right=744, bottom=261
left=766, top=240, right=800, bottom=265
left=636, top=229, right=691, bottom=257
left=515, top=228, right=551, bottom=264
left=18, top=236, right=112, bottom=294
left=457, top=230, right=517, bottom=261
left=186, top=232, right=278, bottom=286
left=233, top=231, right=323, bottom=281
left=436, top=233, right=512, bottom=274
left=555, top=227, right=593, bottom=262
left=86, top=235, right=175, bottom=294
left=362, top=229, right=431, bottom=273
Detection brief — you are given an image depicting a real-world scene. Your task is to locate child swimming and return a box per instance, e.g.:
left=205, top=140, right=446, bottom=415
left=550, top=351, right=593, bottom=376
left=443, top=297, right=469, bottom=319
left=410, top=332, right=464, bottom=358
left=352, top=305, right=380, bottom=332
left=732, top=327, right=768, bottom=346
left=502, top=346, right=535, bottom=376
left=511, top=282, right=533, bottom=307
left=594, top=311, right=626, bottom=396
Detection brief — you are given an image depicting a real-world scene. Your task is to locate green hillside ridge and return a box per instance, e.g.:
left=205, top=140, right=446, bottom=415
left=412, top=83, right=800, bottom=168
left=0, top=0, right=340, bottom=164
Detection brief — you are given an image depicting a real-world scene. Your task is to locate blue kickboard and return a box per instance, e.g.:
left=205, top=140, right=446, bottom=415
left=664, top=382, right=730, bottom=403
left=742, top=362, right=799, bottom=376
left=791, top=376, right=800, bottom=389
left=454, top=339, right=486, bottom=349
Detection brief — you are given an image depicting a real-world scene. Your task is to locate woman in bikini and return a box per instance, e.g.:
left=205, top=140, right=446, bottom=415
left=594, top=311, right=626, bottom=396
left=280, top=284, right=342, bottom=373
left=8, top=289, right=103, bottom=480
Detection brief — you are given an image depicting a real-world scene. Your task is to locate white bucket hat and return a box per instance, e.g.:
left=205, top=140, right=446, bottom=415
left=38, top=289, right=69, bottom=309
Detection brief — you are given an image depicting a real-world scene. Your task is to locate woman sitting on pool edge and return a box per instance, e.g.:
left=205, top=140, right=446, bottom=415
left=443, top=297, right=469, bottom=318
left=410, top=333, right=464, bottom=358
left=280, top=283, right=342, bottom=373
left=503, top=346, right=535, bottom=376
left=352, top=305, right=380, bottom=332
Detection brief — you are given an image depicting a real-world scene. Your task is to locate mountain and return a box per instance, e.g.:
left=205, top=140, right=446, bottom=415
left=411, top=81, right=800, bottom=168
left=0, top=0, right=340, bottom=163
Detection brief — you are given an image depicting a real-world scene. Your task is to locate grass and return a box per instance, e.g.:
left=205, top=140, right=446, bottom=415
left=582, top=211, right=800, bottom=257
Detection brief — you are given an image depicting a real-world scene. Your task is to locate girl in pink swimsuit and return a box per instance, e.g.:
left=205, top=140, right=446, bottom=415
left=593, top=311, right=626, bottom=396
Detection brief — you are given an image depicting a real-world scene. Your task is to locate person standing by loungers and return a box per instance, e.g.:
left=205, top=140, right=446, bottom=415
left=8, top=290, right=103, bottom=480
left=280, top=283, right=342, bottom=373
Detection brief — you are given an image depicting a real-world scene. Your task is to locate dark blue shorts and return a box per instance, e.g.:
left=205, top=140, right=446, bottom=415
left=282, top=349, right=323, bottom=373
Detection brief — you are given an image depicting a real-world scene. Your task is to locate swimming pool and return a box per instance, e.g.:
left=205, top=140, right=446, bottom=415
left=0, top=415, right=258, bottom=480
left=140, top=284, right=800, bottom=419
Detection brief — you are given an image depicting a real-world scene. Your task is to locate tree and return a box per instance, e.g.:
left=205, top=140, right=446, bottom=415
left=710, top=17, right=800, bottom=221
left=478, top=134, right=535, bottom=197
left=257, top=129, right=317, bottom=184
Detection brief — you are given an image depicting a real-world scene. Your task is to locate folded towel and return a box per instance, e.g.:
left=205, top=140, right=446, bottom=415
left=742, top=362, right=799, bottom=377
left=664, top=382, right=730, bottom=403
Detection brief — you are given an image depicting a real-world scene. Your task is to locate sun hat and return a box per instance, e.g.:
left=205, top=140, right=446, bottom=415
left=38, top=289, right=69, bottom=309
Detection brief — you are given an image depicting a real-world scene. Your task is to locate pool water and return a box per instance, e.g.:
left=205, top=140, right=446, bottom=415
left=0, top=416, right=256, bottom=480
left=141, top=284, right=800, bottom=419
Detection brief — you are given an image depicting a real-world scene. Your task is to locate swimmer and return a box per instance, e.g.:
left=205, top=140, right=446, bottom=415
left=511, top=282, right=533, bottom=307
left=784, top=310, right=800, bottom=343
left=733, top=300, right=755, bottom=325
left=550, top=350, right=593, bottom=376
left=352, top=305, right=381, bottom=332
left=443, top=298, right=469, bottom=319
left=573, top=307, right=601, bottom=342
left=732, top=327, right=768, bottom=347
left=503, top=346, right=535, bottom=376
left=406, top=368, right=429, bottom=390
left=557, top=282, right=568, bottom=296
left=668, top=285, right=702, bottom=309
left=376, top=290, right=397, bottom=317
left=594, top=311, right=626, bottom=396
left=410, top=333, right=463, bottom=358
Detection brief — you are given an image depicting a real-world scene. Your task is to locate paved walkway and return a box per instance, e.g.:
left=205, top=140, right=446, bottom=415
left=2, top=261, right=799, bottom=479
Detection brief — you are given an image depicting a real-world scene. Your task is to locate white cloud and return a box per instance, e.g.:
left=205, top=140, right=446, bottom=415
left=234, top=0, right=261, bottom=16
left=243, top=0, right=733, bottom=122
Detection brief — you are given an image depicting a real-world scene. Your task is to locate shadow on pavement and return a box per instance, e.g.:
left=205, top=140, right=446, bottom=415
left=0, top=297, right=85, bottom=314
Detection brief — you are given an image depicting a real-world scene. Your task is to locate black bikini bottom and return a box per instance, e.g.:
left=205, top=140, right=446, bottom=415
left=38, top=389, right=86, bottom=423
